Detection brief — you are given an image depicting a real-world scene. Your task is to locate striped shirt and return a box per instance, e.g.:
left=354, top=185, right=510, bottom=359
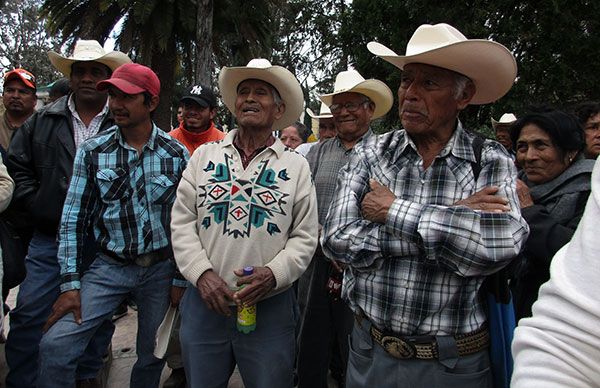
left=305, top=130, right=372, bottom=224
left=67, top=95, right=109, bottom=149
left=321, top=123, right=529, bottom=336
left=58, top=124, right=189, bottom=291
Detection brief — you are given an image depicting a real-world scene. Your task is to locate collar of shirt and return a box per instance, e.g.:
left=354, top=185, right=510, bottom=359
left=224, top=128, right=285, bottom=159
left=113, top=122, right=160, bottom=152
left=67, top=94, right=109, bottom=125
left=392, top=121, right=478, bottom=164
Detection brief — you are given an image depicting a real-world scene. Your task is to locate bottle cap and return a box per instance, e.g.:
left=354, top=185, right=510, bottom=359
left=243, top=266, right=254, bottom=276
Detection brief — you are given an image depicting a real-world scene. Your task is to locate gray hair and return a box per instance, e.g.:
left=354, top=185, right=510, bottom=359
left=270, top=86, right=283, bottom=107
left=453, top=73, right=472, bottom=100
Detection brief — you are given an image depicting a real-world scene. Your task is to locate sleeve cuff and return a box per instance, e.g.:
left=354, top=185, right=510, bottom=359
left=171, top=278, right=189, bottom=288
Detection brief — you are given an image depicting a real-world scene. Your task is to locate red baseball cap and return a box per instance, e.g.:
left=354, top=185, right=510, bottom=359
left=4, top=68, right=36, bottom=90
left=96, top=63, right=160, bottom=97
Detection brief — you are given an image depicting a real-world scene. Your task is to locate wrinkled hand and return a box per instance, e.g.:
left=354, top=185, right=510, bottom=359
left=170, top=286, right=186, bottom=307
left=233, top=266, right=276, bottom=307
left=196, top=270, right=235, bottom=316
left=361, top=180, right=396, bottom=223
left=455, top=186, right=510, bottom=213
left=43, top=290, right=81, bottom=333
left=516, top=179, right=534, bottom=208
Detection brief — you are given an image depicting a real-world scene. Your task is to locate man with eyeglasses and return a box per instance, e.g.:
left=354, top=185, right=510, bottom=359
left=574, top=101, right=600, bottom=159
left=297, top=69, right=392, bottom=388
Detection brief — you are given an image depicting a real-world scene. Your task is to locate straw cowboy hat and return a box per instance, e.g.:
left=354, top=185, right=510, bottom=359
left=491, top=113, right=517, bottom=129
left=48, top=40, right=131, bottom=77
left=218, top=58, right=303, bottom=130
left=367, top=23, right=517, bottom=104
left=319, top=70, right=393, bottom=119
left=306, top=102, right=333, bottom=119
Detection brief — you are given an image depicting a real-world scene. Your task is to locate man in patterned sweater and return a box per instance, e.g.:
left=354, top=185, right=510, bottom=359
left=171, top=58, right=318, bottom=387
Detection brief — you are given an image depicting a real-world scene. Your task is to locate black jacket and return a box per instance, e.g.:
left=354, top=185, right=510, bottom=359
left=6, top=95, right=114, bottom=236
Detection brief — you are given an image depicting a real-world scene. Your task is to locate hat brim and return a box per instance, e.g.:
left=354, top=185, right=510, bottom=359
left=491, top=118, right=516, bottom=129
left=306, top=108, right=333, bottom=119
left=96, top=78, right=145, bottom=95
left=368, top=40, right=517, bottom=104
left=180, top=96, right=211, bottom=108
left=218, top=66, right=303, bottom=131
left=319, top=79, right=393, bottom=120
left=48, top=50, right=132, bottom=77
left=4, top=73, right=36, bottom=90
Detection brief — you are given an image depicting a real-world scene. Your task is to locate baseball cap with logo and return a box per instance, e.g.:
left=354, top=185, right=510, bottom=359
left=96, top=63, right=160, bottom=97
left=180, top=84, right=217, bottom=108
left=4, top=68, right=36, bottom=90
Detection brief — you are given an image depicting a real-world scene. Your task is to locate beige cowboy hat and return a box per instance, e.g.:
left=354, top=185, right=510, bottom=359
left=491, top=113, right=517, bottom=129
left=48, top=40, right=132, bottom=77
left=319, top=70, right=393, bottom=120
left=306, top=102, right=333, bottom=119
left=367, top=23, right=517, bottom=105
left=218, top=58, right=303, bottom=130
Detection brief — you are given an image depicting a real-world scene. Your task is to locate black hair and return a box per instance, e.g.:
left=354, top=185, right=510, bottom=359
left=49, top=78, right=71, bottom=99
left=573, top=101, right=600, bottom=126
left=142, top=92, right=154, bottom=108
left=510, top=109, right=585, bottom=159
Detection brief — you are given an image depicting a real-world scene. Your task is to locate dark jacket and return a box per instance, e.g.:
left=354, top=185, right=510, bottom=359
left=511, top=158, right=595, bottom=320
left=6, top=95, right=114, bottom=236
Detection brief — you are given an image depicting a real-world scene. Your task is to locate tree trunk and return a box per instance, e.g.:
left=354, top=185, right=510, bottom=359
left=151, top=39, right=177, bottom=131
left=195, top=0, right=214, bottom=86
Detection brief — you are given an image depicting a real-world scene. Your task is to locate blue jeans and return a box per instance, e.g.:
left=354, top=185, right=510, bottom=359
left=5, top=232, right=115, bottom=388
left=180, top=287, right=298, bottom=388
left=38, top=254, right=174, bottom=388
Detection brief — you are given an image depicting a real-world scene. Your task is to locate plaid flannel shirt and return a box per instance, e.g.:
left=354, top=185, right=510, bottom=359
left=58, top=124, right=189, bottom=292
left=321, top=123, right=529, bottom=336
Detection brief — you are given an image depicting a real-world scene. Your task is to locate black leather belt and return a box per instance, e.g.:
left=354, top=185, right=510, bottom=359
left=356, top=315, right=489, bottom=360
left=101, top=246, right=172, bottom=267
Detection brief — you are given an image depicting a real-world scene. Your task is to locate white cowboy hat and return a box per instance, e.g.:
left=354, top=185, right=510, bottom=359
left=48, top=40, right=132, bottom=77
left=306, top=102, right=333, bottom=119
left=367, top=23, right=517, bottom=104
left=218, top=58, right=303, bottom=130
left=491, top=113, right=517, bottom=129
left=319, top=70, right=393, bottom=120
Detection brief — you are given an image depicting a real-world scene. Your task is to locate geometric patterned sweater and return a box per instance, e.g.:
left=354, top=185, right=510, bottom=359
left=171, top=128, right=318, bottom=298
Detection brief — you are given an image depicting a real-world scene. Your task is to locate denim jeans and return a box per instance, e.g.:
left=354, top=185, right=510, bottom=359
left=38, top=254, right=174, bottom=388
left=5, top=232, right=115, bottom=388
left=180, top=287, right=298, bottom=388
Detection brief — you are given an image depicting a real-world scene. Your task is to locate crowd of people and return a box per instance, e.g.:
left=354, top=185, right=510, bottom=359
left=0, top=21, right=599, bottom=388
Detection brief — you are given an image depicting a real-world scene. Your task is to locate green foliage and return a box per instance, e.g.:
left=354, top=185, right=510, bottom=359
left=0, top=0, right=62, bottom=86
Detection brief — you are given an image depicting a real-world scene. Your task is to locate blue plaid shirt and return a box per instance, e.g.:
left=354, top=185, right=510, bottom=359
left=322, top=123, right=529, bottom=336
left=58, top=124, right=189, bottom=291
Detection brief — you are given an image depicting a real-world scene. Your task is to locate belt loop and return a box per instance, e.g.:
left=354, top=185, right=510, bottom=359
left=436, top=335, right=459, bottom=369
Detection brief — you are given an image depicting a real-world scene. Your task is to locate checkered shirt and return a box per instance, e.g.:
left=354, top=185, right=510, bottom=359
left=58, top=124, right=189, bottom=291
left=67, top=94, right=109, bottom=148
left=321, top=123, right=529, bottom=336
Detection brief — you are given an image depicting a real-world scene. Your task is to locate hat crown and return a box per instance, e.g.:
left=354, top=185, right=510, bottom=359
left=246, top=58, right=273, bottom=69
left=333, top=70, right=367, bottom=93
left=318, top=102, right=332, bottom=116
left=499, top=113, right=517, bottom=122
left=70, top=40, right=107, bottom=60
left=406, top=23, right=467, bottom=56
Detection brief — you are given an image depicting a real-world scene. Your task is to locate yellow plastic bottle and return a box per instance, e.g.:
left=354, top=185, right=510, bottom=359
left=237, top=266, right=256, bottom=333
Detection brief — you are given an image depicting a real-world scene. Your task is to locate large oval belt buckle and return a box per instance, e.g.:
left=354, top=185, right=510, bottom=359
left=381, top=336, right=416, bottom=359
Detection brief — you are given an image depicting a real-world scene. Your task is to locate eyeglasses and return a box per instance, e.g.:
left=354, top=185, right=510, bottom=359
left=329, top=99, right=370, bottom=114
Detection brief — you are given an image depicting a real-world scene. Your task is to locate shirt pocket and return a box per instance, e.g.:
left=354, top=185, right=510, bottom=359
left=150, top=174, right=177, bottom=204
left=96, top=167, right=131, bottom=202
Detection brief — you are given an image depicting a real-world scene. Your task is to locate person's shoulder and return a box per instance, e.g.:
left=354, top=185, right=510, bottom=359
left=156, top=129, right=189, bottom=158
left=80, top=126, right=119, bottom=152
left=357, top=129, right=404, bottom=157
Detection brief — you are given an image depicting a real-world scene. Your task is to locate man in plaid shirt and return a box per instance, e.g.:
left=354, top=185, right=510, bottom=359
left=322, top=24, right=529, bottom=387
left=37, top=63, right=188, bottom=388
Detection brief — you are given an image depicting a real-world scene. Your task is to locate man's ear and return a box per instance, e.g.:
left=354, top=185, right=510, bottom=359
left=456, top=80, right=476, bottom=111
left=274, top=102, right=286, bottom=120
left=149, top=95, right=160, bottom=112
